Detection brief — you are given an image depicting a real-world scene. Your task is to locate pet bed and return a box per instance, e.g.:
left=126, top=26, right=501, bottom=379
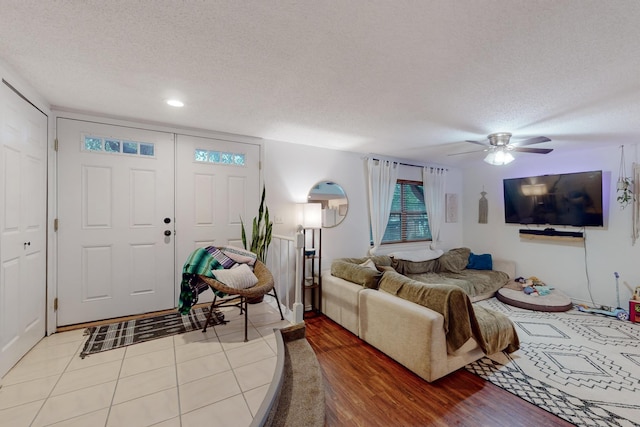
left=496, top=281, right=572, bottom=312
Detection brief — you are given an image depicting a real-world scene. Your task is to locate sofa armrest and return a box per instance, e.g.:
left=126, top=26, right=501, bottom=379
left=321, top=271, right=363, bottom=336
left=493, top=259, right=515, bottom=279
left=359, top=289, right=484, bottom=381
left=358, top=288, right=450, bottom=382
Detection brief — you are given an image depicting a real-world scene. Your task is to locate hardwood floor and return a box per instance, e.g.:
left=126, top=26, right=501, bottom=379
left=304, top=314, right=574, bottom=427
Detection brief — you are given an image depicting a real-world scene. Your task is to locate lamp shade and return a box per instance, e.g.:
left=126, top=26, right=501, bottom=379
left=297, top=203, right=322, bottom=229
left=484, top=149, right=514, bottom=165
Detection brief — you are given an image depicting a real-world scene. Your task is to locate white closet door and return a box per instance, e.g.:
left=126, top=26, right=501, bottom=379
left=0, top=82, right=47, bottom=378
left=175, top=134, right=260, bottom=303
left=57, top=119, right=175, bottom=325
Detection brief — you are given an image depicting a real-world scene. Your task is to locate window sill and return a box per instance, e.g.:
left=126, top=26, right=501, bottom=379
left=371, top=241, right=433, bottom=256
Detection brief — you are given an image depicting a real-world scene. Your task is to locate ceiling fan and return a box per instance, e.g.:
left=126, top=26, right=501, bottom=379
left=456, top=132, right=553, bottom=165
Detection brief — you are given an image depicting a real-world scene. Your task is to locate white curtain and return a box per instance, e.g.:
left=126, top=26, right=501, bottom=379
left=633, top=163, right=640, bottom=245
left=366, top=158, right=399, bottom=254
left=423, top=167, right=447, bottom=249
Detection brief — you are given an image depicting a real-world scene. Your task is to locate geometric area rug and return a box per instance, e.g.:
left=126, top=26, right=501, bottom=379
left=466, top=298, right=640, bottom=427
left=80, top=306, right=225, bottom=358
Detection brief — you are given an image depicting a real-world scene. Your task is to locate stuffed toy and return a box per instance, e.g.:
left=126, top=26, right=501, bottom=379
left=519, top=276, right=552, bottom=296
left=535, top=285, right=551, bottom=296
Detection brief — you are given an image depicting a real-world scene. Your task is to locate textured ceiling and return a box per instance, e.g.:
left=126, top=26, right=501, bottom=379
left=1, top=0, right=639, bottom=165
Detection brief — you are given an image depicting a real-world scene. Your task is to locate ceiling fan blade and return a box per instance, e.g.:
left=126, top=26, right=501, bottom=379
left=448, top=148, right=488, bottom=156
left=512, top=147, right=553, bottom=154
left=516, top=136, right=551, bottom=146
left=465, top=139, right=489, bottom=146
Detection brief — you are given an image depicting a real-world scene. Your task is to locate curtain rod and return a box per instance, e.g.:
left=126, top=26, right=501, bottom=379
left=367, top=155, right=448, bottom=171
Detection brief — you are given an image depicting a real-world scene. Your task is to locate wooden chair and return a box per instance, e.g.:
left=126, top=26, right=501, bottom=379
left=199, top=260, right=284, bottom=342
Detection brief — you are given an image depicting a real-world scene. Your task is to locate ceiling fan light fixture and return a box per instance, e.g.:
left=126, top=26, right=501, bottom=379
left=166, top=99, right=184, bottom=107
left=484, top=148, right=514, bottom=165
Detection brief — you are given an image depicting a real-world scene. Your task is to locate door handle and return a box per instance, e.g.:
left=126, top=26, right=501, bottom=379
left=164, top=217, right=171, bottom=224
left=24, top=241, right=31, bottom=249
left=164, top=230, right=172, bottom=236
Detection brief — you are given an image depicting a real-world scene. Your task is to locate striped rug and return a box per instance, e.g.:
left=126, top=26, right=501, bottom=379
left=80, top=307, right=225, bottom=358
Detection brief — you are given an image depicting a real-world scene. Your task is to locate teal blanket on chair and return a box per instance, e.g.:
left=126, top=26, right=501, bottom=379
left=178, top=247, right=226, bottom=314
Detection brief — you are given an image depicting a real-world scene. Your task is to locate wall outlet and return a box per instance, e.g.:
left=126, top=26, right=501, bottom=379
left=274, top=215, right=284, bottom=224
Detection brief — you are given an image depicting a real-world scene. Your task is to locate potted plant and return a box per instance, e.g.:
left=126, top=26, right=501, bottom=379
left=241, top=186, right=273, bottom=302
left=617, top=177, right=633, bottom=209
left=617, top=145, right=634, bottom=209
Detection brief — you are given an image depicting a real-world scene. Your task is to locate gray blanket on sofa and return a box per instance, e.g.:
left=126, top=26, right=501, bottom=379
left=379, top=271, right=519, bottom=355
left=405, top=270, right=510, bottom=299
left=391, top=247, right=510, bottom=298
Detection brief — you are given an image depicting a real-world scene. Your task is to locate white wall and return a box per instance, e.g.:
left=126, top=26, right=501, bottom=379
left=264, top=139, right=463, bottom=269
left=264, top=141, right=369, bottom=270
left=462, top=144, right=640, bottom=308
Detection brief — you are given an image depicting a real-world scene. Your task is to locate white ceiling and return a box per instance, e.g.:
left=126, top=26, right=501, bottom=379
left=1, top=1, right=639, bottom=165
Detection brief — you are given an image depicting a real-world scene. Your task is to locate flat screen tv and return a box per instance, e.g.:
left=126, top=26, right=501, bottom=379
left=503, top=170, right=604, bottom=227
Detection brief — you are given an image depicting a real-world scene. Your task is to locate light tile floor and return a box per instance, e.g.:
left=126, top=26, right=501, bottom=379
left=0, top=303, right=290, bottom=427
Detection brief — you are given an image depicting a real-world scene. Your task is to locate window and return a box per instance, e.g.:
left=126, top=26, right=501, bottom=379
left=382, top=180, right=431, bottom=243
left=83, top=135, right=155, bottom=158
left=194, top=149, right=245, bottom=166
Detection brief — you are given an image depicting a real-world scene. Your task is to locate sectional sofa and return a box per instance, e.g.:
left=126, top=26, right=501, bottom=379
left=321, top=249, right=519, bottom=382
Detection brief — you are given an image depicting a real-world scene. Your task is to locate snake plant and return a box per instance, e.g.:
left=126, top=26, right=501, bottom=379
left=241, top=186, right=273, bottom=263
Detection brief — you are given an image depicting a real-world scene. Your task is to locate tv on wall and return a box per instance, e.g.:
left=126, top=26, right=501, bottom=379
left=503, top=170, right=604, bottom=227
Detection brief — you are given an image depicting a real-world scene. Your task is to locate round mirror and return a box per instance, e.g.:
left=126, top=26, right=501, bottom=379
left=308, top=181, right=348, bottom=228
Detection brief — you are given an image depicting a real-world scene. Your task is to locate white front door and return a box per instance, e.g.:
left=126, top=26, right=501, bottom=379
left=175, top=134, right=260, bottom=302
left=0, top=82, right=47, bottom=378
left=57, top=119, right=175, bottom=325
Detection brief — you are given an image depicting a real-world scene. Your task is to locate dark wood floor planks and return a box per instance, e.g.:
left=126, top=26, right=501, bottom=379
left=304, top=314, right=574, bottom=427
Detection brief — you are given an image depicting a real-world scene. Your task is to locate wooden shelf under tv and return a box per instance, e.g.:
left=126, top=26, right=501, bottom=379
left=519, top=232, right=584, bottom=243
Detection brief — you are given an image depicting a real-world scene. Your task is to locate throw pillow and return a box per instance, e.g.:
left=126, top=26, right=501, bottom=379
left=359, top=258, right=378, bottom=271
left=331, top=260, right=383, bottom=289
left=220, top=246, right=257, bottom=266
left=213, top=264, right=259, bottom=289
left=436, top=247, right=471, bottom=273
left=206, top=246, right=236, bottom=269
left=337, top=256, right=393, bottom=267
left=467, top=253, right=493, bottom=270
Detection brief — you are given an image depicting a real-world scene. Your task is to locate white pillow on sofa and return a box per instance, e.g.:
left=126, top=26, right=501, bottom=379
left=359, top=258, right=378, bottom=271
left=213, top=264, right=259, bottom=289
left=389, top=249, right=443, bottom=262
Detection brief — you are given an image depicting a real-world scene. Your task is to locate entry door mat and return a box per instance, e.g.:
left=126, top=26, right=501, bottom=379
left=80, top=307, right=225, bottom=358
left=466, top=298, right=640, bottom=427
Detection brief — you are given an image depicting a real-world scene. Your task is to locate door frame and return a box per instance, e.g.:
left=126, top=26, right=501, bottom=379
left=50, top=110, right=264, bottom=331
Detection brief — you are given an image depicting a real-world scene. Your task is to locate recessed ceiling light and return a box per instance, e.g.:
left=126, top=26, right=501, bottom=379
left=166, top=99, right=184, bottom=107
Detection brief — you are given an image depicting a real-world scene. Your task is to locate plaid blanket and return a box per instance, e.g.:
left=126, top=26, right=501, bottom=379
left=178, top=247, right=232, bottom=314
